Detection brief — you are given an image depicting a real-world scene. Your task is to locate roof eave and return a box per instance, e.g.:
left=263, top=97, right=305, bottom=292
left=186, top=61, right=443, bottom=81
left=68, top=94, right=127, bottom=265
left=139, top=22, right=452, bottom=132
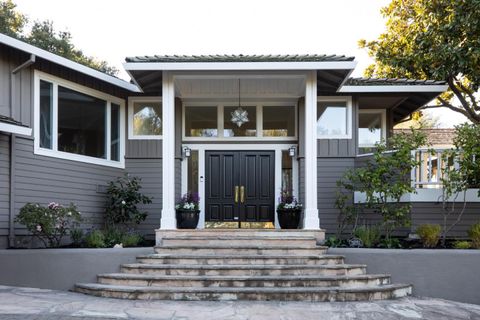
left=338, top=85, right=449, bottom=93
left=123, top=61, right=358, bottom=71
left=0, top=33, right=141, bottom=93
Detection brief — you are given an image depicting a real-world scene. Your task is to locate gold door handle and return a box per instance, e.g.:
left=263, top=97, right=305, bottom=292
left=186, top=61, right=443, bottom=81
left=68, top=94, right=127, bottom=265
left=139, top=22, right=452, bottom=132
left=234, top=186, right=239, bottom=203
left=240, top=186, right=245, bottom=203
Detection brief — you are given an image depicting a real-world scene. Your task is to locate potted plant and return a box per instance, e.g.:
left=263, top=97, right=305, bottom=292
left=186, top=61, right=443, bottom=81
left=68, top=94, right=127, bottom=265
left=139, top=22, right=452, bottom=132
left=175, top=192, right=200, bottom=229
left=277, top=190, right=302, bottom=229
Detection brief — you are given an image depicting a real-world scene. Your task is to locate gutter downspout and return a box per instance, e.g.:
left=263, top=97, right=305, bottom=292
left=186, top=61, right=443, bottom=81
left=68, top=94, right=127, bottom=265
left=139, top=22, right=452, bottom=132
left=8, top=54, right=35, bottom=248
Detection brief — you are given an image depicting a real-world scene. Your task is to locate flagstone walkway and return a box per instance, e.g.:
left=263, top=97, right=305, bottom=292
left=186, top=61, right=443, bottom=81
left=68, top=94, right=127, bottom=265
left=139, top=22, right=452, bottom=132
left=0, top=285, right=479, bottom=320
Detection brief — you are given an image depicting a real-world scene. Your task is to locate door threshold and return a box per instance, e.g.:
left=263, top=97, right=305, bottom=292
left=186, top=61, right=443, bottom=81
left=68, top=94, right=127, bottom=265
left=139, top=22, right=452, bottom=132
left=205, top=222, right=275, bottom=229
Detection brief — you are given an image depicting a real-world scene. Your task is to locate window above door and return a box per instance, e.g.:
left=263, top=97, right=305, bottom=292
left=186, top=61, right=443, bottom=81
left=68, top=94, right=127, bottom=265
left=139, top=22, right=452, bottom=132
left=183, top=102, right=297, bottom=141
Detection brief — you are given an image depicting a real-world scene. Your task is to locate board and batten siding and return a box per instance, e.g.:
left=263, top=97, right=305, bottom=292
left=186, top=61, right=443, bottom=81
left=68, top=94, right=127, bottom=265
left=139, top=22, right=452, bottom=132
left=0, top=134, right=10, bottom=248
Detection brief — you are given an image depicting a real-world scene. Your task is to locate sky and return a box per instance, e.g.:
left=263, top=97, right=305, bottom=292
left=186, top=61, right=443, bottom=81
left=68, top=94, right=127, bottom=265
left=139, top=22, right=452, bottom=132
left=13, top=0, right=469, bottom=127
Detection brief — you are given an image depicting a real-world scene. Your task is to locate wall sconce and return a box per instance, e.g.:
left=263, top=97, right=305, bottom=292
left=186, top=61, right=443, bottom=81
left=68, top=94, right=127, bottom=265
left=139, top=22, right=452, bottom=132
left=183, top=146, right=191, bottom=158
left=289, top=146, right=296, bottom=157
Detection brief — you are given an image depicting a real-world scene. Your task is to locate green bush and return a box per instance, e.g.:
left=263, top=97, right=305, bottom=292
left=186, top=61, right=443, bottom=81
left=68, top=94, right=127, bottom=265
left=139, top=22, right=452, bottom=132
left=468, top=223, right=480, bottom=249
left=416, top=224, right=441, bottom=248
left=103, top=227, right=125, bottom=248
left=15, top=202, right=82, bottom=248
left=324, top=236, right=343, bottom=248
left=122, top=232, right=143, bottom=247
left=69, top=228, right=84, bottom=246
left=354, top=225, right=381, bottom=248
left=85, top=230, right=106, bottom=248
left=453, top=241, right=471, bottom=249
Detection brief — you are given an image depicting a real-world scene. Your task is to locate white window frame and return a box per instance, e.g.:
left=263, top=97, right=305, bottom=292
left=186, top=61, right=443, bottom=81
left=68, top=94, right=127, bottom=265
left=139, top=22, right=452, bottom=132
left=316, top=96, right=353, bottom=139
left=358, top=109, right=387, bottom=148
left=128, top=96, right=163, bottom=140
left=33, top=70, right=126, bottom=169
left=182, top=100, right=298, bottom=141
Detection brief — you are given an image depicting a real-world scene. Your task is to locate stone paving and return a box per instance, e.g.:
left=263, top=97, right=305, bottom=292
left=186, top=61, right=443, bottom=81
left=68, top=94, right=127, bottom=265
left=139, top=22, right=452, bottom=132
left=0, top=285, right=479, bottom=320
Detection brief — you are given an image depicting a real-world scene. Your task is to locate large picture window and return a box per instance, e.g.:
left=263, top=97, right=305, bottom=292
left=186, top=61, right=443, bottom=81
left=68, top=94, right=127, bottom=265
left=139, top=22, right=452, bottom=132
left=34, top=71, right=125, bottom=168
left=128, top=97, right=162, bottom=139
left=317, top=97, right=352, bottom=139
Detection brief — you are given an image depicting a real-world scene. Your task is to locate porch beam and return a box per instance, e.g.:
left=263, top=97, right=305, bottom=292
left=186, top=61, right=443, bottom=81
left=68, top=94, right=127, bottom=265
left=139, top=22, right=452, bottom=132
left=160, top=71, right=177, bottom=229
left=303, top=71, right=320, bottom=229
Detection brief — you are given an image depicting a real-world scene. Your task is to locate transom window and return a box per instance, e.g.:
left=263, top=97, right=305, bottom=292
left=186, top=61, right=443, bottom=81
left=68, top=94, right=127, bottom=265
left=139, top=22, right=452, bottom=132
left=358, top=109, right=386, bottom=154
left=183, top=103, right=297, bottom=140
left=128, top=97, right=162, bottom=139
left=34, top=71, right=125, bottom=168
left=317, top=97, right=352, bottom=139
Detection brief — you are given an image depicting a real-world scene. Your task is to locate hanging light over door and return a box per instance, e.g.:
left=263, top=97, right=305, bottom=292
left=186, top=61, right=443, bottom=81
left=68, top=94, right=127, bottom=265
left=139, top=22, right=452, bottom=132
left=230, top=79, right=249, bottom=127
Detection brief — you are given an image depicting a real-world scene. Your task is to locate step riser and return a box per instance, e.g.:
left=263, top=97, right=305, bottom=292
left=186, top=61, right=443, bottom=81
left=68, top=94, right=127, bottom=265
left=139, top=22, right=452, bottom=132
left=98, top=277, right=390, bottom=288
left=120, top=266, right=366, bottom=277
left=76, top=286, right=411, bottom=302
left=161, top=239, right=317, bottom=247
left=154, top=248, right=327, bottom=255
left=137, top=257, right=344, bottom=265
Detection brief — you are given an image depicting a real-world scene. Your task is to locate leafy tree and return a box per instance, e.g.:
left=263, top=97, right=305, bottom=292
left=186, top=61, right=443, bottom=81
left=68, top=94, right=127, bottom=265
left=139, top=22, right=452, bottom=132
left=0, top=0, right=117, bottom=75
left=360, top=0, right=480, bottom=124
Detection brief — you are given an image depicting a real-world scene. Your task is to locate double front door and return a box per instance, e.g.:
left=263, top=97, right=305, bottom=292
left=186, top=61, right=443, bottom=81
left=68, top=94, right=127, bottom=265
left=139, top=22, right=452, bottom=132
left=205, top=151, right=275, bottom=223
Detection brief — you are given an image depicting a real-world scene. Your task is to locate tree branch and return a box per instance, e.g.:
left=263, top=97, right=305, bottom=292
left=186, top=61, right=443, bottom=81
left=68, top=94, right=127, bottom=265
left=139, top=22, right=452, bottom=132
left=447, top=77, right=480, bottom=123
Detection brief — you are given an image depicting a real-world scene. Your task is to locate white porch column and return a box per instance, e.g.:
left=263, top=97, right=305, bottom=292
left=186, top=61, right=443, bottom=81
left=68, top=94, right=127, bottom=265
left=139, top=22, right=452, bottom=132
left=160, top=71, right=176, bottom=229
left=303, top=71, right=320, bottom=229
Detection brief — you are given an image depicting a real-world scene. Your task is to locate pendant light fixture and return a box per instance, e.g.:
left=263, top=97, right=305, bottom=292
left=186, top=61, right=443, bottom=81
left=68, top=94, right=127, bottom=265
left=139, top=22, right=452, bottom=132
left=230, top=79, right=249, bottom=127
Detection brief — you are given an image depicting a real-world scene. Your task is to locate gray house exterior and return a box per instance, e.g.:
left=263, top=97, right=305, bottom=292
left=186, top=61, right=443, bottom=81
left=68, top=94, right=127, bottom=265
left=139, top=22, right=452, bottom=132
left=0, top=33, right=478, bottom=249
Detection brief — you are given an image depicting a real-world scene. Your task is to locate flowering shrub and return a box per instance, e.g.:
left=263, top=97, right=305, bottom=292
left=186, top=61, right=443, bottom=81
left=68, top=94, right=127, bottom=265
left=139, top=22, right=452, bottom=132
left=15, top=202, right=82, bottom=248
left=277, top=190, right=302, bottom=210
left=105, top=175, right=152, bottom=226
left=176, top=192, right=200, bottom=211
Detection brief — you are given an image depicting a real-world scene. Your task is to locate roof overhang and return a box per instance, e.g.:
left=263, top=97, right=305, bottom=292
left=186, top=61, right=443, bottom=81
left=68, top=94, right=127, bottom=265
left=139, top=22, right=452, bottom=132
left=0, top=121, right=31, bottom=136
left=338, top=85, right=448, bottom=93
left=0, top=33, right=140, bottom=93
left=123, top=61, right=357, bottom=71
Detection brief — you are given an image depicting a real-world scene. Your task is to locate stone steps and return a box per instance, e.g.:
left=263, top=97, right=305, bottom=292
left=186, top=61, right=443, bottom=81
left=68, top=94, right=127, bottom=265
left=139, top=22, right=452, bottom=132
left=154, top=245, right=328, bottom=255
left=120, top=263, right=366, bottom=277
left=97, top=273, right=391, bottom=288
left=74, top=230, right=413, bottom=301
left=75, top=283, right=412, bottom=301
left=136, top=254, right=345, bottom=265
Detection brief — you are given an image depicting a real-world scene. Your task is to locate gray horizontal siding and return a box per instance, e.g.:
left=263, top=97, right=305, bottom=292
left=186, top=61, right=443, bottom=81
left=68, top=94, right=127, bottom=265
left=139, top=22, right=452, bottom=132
left=126, top=140, right=162, bottom=158
left=0, top=134, right=10, bottom=238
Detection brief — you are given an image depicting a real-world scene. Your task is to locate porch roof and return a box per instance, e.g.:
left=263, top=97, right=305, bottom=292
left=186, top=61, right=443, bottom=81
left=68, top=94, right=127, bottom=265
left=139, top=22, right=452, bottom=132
left=0, top=115, right=31, bottom=136
left=125, top=54, right=355, bottom=63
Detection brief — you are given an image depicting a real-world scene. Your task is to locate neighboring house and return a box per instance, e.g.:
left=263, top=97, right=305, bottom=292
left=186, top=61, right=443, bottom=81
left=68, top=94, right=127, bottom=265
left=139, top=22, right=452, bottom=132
left=0, top=33, right=477, bottom=248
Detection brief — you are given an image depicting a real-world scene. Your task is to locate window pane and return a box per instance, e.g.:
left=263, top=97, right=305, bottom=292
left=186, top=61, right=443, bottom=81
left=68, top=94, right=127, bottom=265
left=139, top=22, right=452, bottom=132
left=40, top=80, right=53, bottom=149
left=185, top=106, right=218, bottom=137
left=263, top=106, right=295, bottom=137
left=58, top=86, right=106, bottom=159
left=359, top=112, right=382, bottom=147
left=187, top=150, right=199, bottom=194
left=317, top=101, right=347, bottom=137
left=133, top=101, right=162, bottom=136
left=224, top=106, right=256, bottom=137
left=111, top=103, right=120, bottom=161
left=282, top=150, right=293, bottom=192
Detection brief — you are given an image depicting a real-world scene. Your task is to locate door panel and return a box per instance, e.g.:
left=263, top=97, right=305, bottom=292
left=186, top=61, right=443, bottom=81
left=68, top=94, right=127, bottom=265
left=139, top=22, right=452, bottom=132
left=205, top=150, right=275, bottom=224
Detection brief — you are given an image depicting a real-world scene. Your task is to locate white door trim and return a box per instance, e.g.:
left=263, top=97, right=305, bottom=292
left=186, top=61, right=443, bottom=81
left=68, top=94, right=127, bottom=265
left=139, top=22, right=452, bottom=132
left=181, top=143, right=298, bottom=229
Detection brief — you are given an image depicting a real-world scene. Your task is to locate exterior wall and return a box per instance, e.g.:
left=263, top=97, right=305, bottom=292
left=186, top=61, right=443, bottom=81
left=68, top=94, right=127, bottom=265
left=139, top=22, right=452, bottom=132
left=0, top=134, right=10, bottom=247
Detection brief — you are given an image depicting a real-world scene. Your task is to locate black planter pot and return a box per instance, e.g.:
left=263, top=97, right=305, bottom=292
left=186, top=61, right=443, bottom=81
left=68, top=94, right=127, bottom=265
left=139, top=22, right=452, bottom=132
left=277, top=208, right=302, bottom=229
left=176, top=209, right=200, bottom=229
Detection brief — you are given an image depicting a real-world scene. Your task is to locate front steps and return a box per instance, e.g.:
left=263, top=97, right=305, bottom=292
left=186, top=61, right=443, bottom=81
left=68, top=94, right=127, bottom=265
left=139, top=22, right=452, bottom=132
left=75, top=230, right=412, bottom=301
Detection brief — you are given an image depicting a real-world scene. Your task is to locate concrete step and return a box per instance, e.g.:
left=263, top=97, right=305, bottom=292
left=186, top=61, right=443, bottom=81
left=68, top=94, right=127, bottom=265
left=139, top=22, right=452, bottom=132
left=153, top=245, right=328, bottom=256
left=97, top=273, right=391, bottom=288
left=161, top=236, right=318, bottom=247
left=136, top=254, right=344, bottom=265
left=75, top=283, right=412, bottom=301
left=120, top=263, right=366, bottom=277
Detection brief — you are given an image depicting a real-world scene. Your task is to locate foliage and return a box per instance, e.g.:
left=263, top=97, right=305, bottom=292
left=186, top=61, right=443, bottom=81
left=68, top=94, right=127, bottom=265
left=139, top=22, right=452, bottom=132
left=15, top=202, right=82, bottom=248
left=379, top=237, right=402, bottom=249
left=336, top=129, right=428, bottom=240
left=105, top=175, right=152, bottom=226
left=324, top=236, right=344, bottom=248
left=453, top=240, right=471, bottom=249
left=438, top=123, right=480, bottom=246
left=468, top=223, right=480, bottom=249
left=394, top=111, right=440, bottom=129
left=359, top=0, right=480, bottom=123
left=334, top=185, right=360, bottom=238
left=354, top=225, right=381, bottom=248
left=176, top=191, right=200, bottom=211
left=85, top=230, right=105, bottom=248
left=69, top=227, right=84, bottom=246
left=121, top=232, right=143, bottom=247
left=277, top=190, right=302, bottom=211
left=416, top=224, right=441, bottom=248
left=0, top=0, right=117, bottom=75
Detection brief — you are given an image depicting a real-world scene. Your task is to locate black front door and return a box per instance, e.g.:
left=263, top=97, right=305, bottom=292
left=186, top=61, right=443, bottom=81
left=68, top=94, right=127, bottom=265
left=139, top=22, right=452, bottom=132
left=205, top=151, right=275, bottom=223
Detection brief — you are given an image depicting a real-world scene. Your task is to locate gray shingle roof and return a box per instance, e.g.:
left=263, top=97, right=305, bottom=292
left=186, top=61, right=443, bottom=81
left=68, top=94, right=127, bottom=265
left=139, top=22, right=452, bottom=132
left=0, top=115, right=26, bottom=127
left=125, top=54, right=355, bottom=63
left=345, top=77, right=446, bottom=86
